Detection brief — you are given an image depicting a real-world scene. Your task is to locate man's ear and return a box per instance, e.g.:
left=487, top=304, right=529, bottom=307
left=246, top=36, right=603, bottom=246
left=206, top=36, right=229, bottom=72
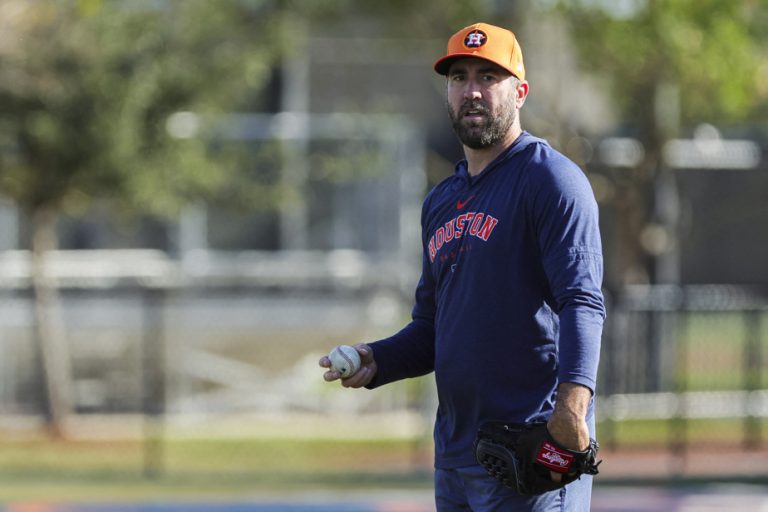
left=516, top=80, right=530, bottom=108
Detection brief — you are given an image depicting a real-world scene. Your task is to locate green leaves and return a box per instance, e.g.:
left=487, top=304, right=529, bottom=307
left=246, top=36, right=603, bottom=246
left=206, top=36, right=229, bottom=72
left=560, top=0, right=768, bottom=131
left=0, top=0, right=282, bottom=217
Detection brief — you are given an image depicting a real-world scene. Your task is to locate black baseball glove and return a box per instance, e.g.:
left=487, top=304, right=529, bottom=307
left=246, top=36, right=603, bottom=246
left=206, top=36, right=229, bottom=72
left=474, top=421, right=601, bottom=495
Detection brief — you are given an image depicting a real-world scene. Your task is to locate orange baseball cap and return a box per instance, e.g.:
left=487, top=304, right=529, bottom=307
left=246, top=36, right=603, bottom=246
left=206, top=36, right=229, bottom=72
left=433, top=22, right=525, bottom=81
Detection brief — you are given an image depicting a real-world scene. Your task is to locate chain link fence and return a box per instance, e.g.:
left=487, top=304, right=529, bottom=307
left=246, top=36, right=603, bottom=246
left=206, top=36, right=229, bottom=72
left=598, top=284, right=768, bottom=479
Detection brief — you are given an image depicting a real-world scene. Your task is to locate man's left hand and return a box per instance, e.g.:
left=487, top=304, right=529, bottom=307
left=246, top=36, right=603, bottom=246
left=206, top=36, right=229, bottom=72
left=547, top=382, right=593, bottom=482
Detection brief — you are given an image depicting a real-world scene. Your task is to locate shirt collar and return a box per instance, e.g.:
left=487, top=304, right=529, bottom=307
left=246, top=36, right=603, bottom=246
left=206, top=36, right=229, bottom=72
left=454, top=131, right=536, bottom=182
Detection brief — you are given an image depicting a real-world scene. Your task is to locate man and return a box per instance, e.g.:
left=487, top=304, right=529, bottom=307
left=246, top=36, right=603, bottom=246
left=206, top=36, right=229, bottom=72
left=320, top=22, right=605, bottom=511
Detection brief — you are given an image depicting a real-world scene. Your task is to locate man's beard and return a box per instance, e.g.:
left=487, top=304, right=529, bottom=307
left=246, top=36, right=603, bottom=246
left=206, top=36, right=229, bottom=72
left=448, top=98, right=517, bottom=150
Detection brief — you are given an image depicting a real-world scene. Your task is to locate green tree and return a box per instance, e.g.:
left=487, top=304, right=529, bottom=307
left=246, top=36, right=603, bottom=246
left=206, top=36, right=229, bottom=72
left=0, top=0, right=285, bottom=436
left=555, top=0, right=768, bottom=284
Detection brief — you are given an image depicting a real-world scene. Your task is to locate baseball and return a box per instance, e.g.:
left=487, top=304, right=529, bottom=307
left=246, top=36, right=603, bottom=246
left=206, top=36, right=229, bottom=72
left=328, top=345, right=362, bottom=379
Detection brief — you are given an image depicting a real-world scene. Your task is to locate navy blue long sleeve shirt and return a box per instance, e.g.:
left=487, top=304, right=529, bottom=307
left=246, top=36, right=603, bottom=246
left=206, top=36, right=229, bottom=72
left=368, top=132, right=605, bottom=469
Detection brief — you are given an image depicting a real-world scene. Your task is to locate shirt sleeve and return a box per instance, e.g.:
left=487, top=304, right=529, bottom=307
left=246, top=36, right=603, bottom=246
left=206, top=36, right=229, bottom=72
left=527, top=150, right=606, bottom=393
left=366, top=194, right=438, bottom=388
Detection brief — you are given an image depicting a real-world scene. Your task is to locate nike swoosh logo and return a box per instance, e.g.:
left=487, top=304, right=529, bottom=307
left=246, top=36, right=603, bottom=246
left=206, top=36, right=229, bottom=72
left=456, top=195, right=475, bottom=209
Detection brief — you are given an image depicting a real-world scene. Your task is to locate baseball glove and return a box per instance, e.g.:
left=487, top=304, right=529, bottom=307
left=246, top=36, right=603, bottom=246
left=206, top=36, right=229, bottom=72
left=474, top=421, right=601, bottom=495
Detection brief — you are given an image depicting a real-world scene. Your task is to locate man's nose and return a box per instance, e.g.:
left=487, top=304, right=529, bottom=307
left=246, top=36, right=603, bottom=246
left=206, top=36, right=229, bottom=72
left=463, top=81, right=482, bottom=100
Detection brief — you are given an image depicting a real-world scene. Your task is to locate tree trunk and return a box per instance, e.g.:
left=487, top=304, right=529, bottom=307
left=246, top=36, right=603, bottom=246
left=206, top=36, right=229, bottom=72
left=30, top=207, right=73, bottom=438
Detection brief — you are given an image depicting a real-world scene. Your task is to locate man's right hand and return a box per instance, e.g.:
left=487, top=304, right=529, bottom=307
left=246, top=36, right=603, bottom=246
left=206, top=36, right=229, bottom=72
left=319, top=343, right=377, bottom=388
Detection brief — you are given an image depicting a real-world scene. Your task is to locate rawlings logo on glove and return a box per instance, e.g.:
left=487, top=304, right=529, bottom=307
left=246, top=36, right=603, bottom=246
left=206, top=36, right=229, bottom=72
left=474, top=421, right=601, bottom=495
left=537, top=441, right=574, bottom=472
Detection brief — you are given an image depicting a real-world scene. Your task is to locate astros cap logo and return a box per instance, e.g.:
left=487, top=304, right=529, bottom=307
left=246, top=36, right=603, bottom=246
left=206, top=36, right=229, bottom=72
left=464, top=30, right=487, bottom=48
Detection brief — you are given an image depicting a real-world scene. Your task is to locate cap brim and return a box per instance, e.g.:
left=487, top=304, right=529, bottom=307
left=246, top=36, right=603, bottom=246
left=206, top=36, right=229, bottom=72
left=433, top=53, right=517, bottom=78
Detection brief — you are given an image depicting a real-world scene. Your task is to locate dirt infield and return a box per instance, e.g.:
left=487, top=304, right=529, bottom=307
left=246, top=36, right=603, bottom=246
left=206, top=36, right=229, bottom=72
left=598, top=446, right=768, bottom=482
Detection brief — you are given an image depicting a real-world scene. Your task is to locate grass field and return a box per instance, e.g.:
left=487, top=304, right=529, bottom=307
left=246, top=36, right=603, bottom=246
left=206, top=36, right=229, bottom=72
left=599, top=417, right=768, bottom=448
left=0, top=432, right=433, bottom=501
